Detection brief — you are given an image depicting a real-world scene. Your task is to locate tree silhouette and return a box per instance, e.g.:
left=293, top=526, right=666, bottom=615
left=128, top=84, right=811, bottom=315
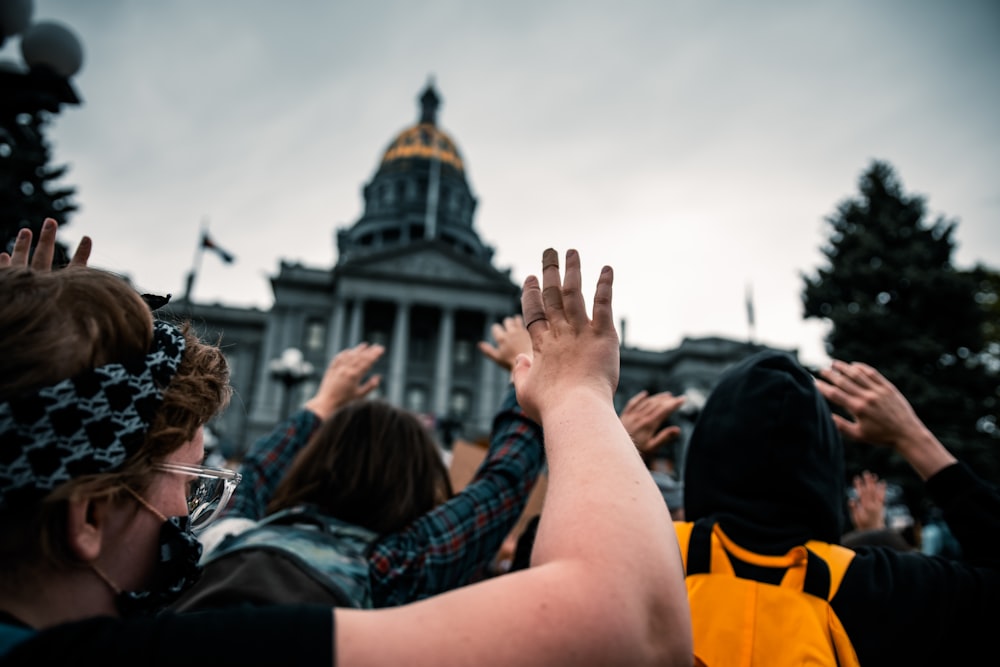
left=803, top=160, right=999, bottom=511
left=0, top=74, right=79, bottom=265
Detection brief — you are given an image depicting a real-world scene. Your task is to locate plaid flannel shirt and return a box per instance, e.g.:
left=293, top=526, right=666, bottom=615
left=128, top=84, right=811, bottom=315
left=220, top=384, right=544, bottom=607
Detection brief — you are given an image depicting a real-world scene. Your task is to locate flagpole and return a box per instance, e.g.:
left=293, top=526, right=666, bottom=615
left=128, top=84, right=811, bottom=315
left=184, top=218, right=208, bottom=302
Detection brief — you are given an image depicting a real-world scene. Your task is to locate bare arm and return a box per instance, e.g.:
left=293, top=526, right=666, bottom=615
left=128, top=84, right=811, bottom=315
left=335, top=249, right=693, bottom=667
left=816, top=359, right=957, bottom=480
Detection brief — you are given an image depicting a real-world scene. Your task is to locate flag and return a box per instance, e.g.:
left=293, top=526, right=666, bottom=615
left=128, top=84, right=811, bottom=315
left=745, top=283, right=755, bottom=328
left=202, top=232, right=235, bottom=264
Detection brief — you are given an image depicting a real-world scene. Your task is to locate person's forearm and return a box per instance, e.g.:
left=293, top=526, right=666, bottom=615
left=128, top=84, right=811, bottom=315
left=227, top=409, right=322, bottom=519
left=894, top=424, right=958, bottom=481
left=535, top=389, right=671, bottom=562
left=531, top=388, right=691, bottom=662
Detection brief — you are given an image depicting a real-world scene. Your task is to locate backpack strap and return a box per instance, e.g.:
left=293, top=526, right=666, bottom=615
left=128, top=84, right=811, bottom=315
left=679, top=519, right=856, bottom=600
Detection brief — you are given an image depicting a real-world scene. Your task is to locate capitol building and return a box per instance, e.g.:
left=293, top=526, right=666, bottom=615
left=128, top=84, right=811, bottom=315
left=166, top=82, right=778, bottom=470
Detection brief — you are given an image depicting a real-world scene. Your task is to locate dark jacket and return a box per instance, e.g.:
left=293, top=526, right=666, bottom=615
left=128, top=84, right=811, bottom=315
left=681, top=350, right=1000, bottom=665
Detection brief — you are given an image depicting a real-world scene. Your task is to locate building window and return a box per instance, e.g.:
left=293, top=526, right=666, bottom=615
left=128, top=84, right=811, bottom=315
left=450, top=390, right=471, bottom=419
left=406, top=386, right=428, bottom=414
left=453, top=340, right=473, bottom=367
left=304, top=319, right=326, bottom=352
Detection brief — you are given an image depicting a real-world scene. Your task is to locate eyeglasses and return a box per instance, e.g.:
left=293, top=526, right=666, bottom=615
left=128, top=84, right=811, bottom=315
left=153, top=462, right=242, bottom=532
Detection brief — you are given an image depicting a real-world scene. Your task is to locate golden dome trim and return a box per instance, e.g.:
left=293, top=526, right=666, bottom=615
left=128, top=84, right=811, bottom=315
left=381, top=123, right=465, bottom=171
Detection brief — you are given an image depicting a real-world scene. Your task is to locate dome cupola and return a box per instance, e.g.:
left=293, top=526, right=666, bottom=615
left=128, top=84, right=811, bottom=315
left=337, top=79, right=492, bottom=263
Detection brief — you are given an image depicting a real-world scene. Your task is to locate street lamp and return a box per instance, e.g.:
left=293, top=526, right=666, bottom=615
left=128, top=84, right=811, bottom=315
left=269, top=347, right=314, bottom=420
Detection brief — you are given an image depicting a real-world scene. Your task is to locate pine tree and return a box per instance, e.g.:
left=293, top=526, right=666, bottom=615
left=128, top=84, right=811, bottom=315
left=0, top=80, right=79, bottom=265
left=803, top=160, right=999, bottom=510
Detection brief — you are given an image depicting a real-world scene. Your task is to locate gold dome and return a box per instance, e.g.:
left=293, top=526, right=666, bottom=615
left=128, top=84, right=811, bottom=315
left=381, top=123, right=464, bottom=172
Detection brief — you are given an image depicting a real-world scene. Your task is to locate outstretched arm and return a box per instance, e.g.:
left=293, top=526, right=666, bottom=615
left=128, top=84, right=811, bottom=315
left=222, top=343, right=384, bottom=522
left=815, top=359, right=957, bottom=480
left=336, top=249, right=693, bottom=667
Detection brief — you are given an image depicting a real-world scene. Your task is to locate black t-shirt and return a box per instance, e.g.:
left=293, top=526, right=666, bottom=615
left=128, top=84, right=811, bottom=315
left=1, top=604, right=332, bottom=666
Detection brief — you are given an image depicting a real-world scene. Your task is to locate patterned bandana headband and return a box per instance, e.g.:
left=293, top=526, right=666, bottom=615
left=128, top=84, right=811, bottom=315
left=0, top=321, right=186, bottom=511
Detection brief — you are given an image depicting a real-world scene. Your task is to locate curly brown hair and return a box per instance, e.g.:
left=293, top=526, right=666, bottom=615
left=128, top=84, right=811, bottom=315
left=0, top=266, right=231, bottom=579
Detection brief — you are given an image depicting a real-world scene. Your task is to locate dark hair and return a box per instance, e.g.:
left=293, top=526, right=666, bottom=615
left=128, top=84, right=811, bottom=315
left=0, top=267, right=231, bottom=578
left=266, top=399, right=454, bottom=534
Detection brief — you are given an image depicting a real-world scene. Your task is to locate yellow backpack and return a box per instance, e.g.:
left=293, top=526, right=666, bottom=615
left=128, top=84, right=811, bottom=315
left=675, top=520, right=860, bottom=667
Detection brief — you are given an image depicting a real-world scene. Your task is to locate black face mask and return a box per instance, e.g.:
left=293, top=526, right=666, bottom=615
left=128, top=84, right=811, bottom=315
left=114, top=516, right=203, bottom=617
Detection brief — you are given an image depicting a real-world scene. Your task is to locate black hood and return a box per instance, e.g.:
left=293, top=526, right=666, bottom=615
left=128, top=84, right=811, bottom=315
left=683, top=350, right=845, bottom=552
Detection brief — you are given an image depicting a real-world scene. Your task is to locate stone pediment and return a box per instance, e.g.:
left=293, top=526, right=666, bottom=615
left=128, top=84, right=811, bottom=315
left=340, top=244, right=514, bottom=289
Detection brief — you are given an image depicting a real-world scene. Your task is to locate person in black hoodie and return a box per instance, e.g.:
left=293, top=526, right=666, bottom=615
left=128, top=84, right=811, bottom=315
left=680, top=349, right=1000, bottom=665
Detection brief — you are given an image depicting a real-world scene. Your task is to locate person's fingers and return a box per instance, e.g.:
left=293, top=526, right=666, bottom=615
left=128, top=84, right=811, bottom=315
left=831, top=413, right=861, bottom=441
left=477, top=341, right=502, bottom=365
left=510, top=352, right=533, bottom=396
left=829, top=360, right=871, bottom=394
left=560, top=249, right=587, bottom=326
left=30, top=218, right=57, bottom=270
left=0, top=252, right=10, bottom=268
left=591, top=265, right=614, bottom=334
left=623, top=390, right=649, bottom=413
left=490, top=321, right=504, bottom=342
left=539, top=248, right=564, bottom=325
left=357, top=374, right=381, bottom=397
left=815, top=375, right=853, bottom=411
left=521, top=274, right=545, bottom=336
left=9, top=227, right=32, bottom=267
left=69, top=236, right=92, bottom=267
left=647, top=425, right=681, bottom=449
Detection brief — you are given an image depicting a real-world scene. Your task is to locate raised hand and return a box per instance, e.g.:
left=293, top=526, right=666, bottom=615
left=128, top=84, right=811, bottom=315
left=512, top=248, right=618, bottom=424
left=816, top=359, right=956, bottom=480
left=619, top=390, right=686, bottom=458
left=478, top=315, right=533, bottom=375
left=303, top=342, right=385, bottom=420
left=815, top=360, right=929, bottom=447
left=0, top=218, right=92, bottom=270
left=848, top=470, right=887, bottom=531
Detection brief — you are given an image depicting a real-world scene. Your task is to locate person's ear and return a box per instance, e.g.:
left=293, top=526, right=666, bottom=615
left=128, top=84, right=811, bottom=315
left=65, top=495, right=108, bottom=562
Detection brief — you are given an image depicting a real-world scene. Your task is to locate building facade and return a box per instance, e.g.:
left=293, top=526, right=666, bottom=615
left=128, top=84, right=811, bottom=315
left=166, top=82, right=786, bottom=468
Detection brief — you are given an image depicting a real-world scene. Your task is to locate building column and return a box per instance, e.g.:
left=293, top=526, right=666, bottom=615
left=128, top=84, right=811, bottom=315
left=433, top=306, right=455, bottom=417
left=347, top=299, right=364, bottom=347
left=388, top=301, right=410, bottom=406
left=476, top=313, right=499, bottom=428
left=327, top=299, right=346, bottom=355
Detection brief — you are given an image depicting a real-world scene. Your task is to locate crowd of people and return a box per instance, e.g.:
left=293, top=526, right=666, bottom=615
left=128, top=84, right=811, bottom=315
left=1, top=217, right=998, bottom=666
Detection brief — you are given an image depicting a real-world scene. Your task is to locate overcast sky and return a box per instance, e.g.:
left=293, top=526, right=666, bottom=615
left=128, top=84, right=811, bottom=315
left=5, top=0, right=999, bottom=368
